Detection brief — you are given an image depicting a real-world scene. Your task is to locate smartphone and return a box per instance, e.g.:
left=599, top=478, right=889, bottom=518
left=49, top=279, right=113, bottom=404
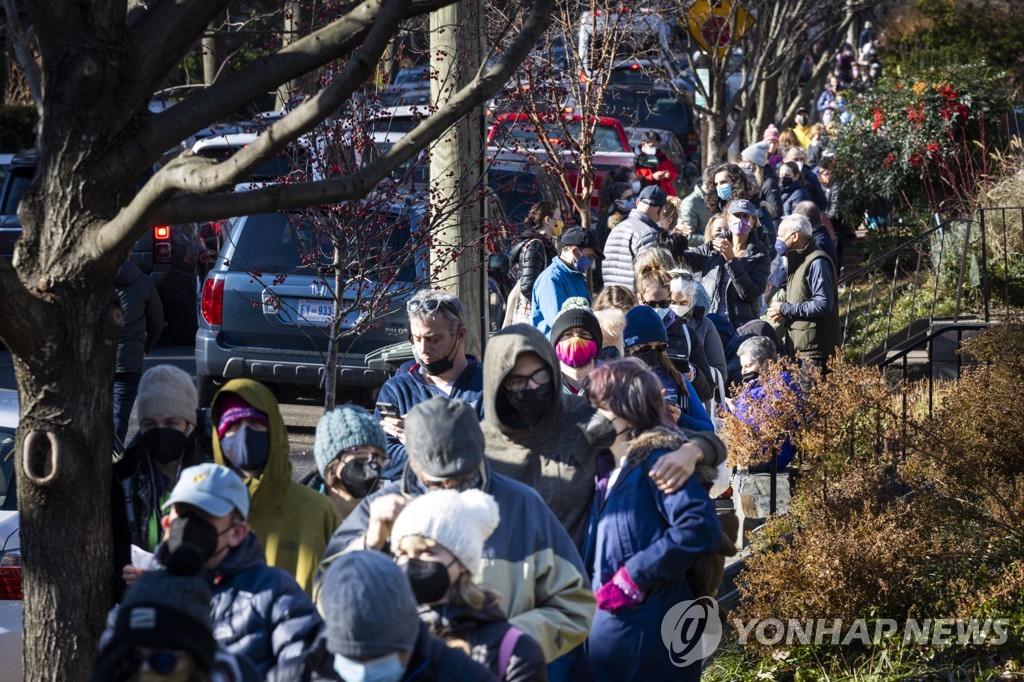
left=376, top=402, right=400, bottom=419
left=714, top=232, right=730, bottom=241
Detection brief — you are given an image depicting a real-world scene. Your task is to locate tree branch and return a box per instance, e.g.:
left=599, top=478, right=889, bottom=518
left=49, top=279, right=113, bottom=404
left=144, top=0, right=553, bottom=226
left=121, top=0, right=459, bottom=174
left=3, top=0, right=43, bottom=114
left=0, top=256, right=48, bottom=358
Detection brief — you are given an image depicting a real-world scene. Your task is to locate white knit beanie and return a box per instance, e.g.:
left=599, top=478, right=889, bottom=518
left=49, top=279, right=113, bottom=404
left=135, top=365, right=198, bottom=425
left=390, top=489, right=500, bottom=575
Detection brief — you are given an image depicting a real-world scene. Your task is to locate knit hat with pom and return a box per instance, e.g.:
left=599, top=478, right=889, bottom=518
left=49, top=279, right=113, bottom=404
left=314, top=405, right=387, bottom=478
left=390, top=489, right=500, bottom=574
left=762, top=124, right=780, bottom=143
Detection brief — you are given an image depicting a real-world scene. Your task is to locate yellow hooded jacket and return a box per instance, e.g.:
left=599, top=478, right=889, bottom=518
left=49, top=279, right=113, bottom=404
left=212, top=379, right=341, bottom=595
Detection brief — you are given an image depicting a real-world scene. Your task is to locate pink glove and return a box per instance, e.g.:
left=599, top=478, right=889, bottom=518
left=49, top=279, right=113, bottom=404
left=595, top=567, right=645, bottom=611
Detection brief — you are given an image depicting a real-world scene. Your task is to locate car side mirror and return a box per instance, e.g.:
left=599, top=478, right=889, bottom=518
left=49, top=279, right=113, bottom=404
left=488, top=254, right=511, bottom=279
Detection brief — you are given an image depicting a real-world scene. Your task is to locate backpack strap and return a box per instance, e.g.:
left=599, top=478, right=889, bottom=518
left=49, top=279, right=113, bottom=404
left=496, top=626, right=523, bottom=678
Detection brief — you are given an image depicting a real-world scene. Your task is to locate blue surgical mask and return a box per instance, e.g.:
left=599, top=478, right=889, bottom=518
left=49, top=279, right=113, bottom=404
left=333, top=652, right=405, bottom=682
left=575, top=254, right=594, bottom=273
left=716, top=184, right=733, bottom=201
left=221, top=424, right=270, bottom=473
left=654, top=307, right=671, bottom=321
left=615, top=198, right=636, bottom=212
left=775, top=237, right=788, bottom=257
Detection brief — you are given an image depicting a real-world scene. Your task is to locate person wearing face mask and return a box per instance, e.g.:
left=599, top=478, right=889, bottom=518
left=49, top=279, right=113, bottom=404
left=676, top=174, right=713, bottom=247
left=531, top=226, right=602, bottom=337
left=109, top=463, right=322, bottom=678
left=667, top=267, right=728, bottom=384
left=549, top=298, right=603, bottom=395
left=305, top=551, right=496, bottom=682
left=634, top=131, right=677, bottom=197
left=767, top=214, right=840, bottom=369
left=211, top=382, right=341, bottom=595
left=740, top=141, right=784, bottom=220
left=763, top=123, right=782, bottom=169
left=682, top=199, right=771, bottom=327
left=792, top=107, right=813, bottom=149
left=93, top=569, right=261, bottom=682
left=307, top=405, right=389, bottom=521
left=778, top=161, right=812, bottom=217
left=375, top=290, right=484, bottom=480
left=507, top=202, right=563, bottom=326
left=601, top=184, right=668, bottom=291
left=622, top=306, right=714, bottom=433
left=115, top=365, right=208, bottom=553
left=580, top=359, right=728, bottom=682
left=320, top=396, right=595, bottom=669
left=782, top=145, right=828, bottom=211
left=391, top=490, right=548, bottom=681
left=634, top=262, right=715, bottom=403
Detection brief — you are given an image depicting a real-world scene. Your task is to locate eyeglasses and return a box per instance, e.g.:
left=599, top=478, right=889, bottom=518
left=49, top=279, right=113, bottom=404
left=627, top=343, right=667, bottom=355
left=502, top=367, right=553, bottom=392
left=337, top=447, right=386, bottom=463
left=407, top=298, right=457, bottom=315
left=643, top=299, right=671, bottom=309
left=131, top=648, right=185, bottom=675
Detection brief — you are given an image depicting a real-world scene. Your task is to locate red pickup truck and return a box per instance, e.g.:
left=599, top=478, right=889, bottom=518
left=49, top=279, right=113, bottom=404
left=486, top=113, right=635, bottom=213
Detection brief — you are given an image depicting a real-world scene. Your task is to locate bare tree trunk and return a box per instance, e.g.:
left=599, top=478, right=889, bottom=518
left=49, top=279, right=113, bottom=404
left=429, top=0, right=487, bottom=355
left=277, top=1, right=302, bottom=110
left=202, top=19, right=219, bottom=86
left=324, top=245, right=343, bottom=410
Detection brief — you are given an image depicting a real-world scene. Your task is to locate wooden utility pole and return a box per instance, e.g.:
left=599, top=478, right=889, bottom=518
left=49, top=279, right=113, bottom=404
left=429, top=0, right=488, bottom=356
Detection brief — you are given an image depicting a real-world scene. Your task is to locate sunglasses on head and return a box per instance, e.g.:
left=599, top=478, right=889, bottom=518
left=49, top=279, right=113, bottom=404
left=407, top=298, right=456, bottom=315
left=628, top=343, right=667, bottom=355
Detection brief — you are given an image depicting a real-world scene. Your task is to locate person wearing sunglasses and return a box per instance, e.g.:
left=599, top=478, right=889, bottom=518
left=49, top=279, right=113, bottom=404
left=374, top=289, right=485, bottom=481
left=93, top=568, right=261, bottom=682
left=622, top=305, right=714, bottom=433
left=634, top=260, right=715, bottom=403
left=307, top=405, right=389, bottom=522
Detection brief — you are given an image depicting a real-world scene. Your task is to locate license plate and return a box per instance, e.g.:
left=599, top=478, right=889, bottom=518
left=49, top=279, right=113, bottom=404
left=296, top=299, right=334, bottom=324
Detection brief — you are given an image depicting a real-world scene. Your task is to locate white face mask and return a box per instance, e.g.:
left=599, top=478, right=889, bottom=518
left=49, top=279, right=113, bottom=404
left=671, top=302, right=693, bottom=317
left=333, top=652, right=405, bottom=682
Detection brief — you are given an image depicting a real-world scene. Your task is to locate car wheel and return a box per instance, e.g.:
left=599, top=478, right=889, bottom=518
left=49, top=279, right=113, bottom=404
left=197, top=374, right=220, bottom=407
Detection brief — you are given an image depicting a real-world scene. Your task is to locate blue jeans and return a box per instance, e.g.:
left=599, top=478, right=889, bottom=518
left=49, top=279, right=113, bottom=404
left=113, top=372, right=142, bottom=445
left=547, top=644, right=589, bottom=682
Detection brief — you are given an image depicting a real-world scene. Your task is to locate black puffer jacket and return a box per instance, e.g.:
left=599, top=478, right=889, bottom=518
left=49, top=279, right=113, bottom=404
left=419, top=598, right=548, bottom=682
left=665, top=314, right=715, bottom=402
left=508, top=232, right=557, bottom=301
left=114, top=261, right=163, bottom=374
left=300, top=623, right=498, bottom=681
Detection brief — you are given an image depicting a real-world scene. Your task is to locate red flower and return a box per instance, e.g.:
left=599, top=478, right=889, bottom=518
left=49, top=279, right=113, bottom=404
left=926, top=142, right=941, bottom=162
left=872, top=109, right=885, bottom=131
left=940, top=85, right=959, bottom=101
left=905, top=106, right=926, bottom=127
left=883, top=152, right=896, bottom=167
left=908, top=152, right=924, bottom=167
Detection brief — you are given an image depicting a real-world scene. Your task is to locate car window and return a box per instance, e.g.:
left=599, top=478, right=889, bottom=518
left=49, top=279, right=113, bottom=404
left=193, top=147, right=297, bottom=182
left=367, top=117, right=420, bottom=135
left=1, top=167, right=32, bottom=215
left=489, top=169, right=542, bottom=223
left=228, top=212, right=417, bottom=283
left=604, top=90, right=689, bottom=134
left=0, top=427, right=14, bottom=511
left=496, top=121, right=623, bottom=153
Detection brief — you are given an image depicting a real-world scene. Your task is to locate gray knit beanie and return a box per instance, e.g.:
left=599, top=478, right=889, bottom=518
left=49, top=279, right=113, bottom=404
left=321, top=550, right=420, bottom=658
left=135, top=365, right=197, bottom=425
left=314, top=405, right=387, bottom=478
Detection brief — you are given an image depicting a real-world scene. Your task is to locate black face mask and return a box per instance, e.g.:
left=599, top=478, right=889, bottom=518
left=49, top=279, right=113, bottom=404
left=336, top=459, right=381, bottom=499
left=401, top=557, right=453, bottom=605
left=781, top=177, right=795, bottom=188
left=222, top=425, right=270, bottom=473
left=504, top=382, right=554, bottom=423
left=142, top=427, right=189, bottom=466
left=742, top=371, right=760, bottom=384
left=165, top=515, right=220, bottom=575
left=632, top=350, right=661, bottom=369
left=580, top=411, right=619, bottom=450
left=422, top=334, right=461, bottom=376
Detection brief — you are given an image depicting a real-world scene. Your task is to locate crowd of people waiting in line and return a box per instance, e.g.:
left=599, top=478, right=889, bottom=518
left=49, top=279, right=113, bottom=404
left=96, top=31, right=865, bottom=681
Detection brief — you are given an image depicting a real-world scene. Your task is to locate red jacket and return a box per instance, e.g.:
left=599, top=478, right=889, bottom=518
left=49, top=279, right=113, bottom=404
left=635, top=151, right=678, bottom=196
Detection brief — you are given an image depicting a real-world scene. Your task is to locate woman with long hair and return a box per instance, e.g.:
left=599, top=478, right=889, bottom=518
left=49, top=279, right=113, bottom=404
left=581, top=358, right=723, bottom=682
left=507, top=201, right=561, bottom=324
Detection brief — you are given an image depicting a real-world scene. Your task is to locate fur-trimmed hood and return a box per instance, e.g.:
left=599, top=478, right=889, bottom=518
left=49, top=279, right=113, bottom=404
left=626, top=426, right=725, bottom=486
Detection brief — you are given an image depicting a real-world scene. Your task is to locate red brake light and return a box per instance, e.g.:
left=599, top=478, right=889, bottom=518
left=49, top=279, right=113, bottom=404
left=0, top=553, right=22, bottom=600
left=154, top=225, right=171, bottom=241
left=630, top=63, right=640, bottom=70
left=201, top=278, right=224, bottom=325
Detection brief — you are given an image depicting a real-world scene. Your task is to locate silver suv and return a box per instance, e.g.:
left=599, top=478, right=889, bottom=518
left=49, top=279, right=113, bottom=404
left=195, top=201, right=426, bottom=405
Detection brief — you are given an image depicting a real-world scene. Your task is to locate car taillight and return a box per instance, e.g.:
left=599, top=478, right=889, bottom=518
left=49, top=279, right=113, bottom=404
left=201, top=278, right=224, bottom=325
left=154, top=225, right=172, bottom=263
left=0, top=551, right=22, bottom=600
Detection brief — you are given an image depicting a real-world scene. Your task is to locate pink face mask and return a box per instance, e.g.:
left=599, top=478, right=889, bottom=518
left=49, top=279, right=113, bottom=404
left=729, top=216, right=753, bottom=236
left=556, top=336, right=599, bottom=368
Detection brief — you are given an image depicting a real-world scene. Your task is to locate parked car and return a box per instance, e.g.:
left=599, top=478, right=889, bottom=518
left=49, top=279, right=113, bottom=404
left=195, top=202, right=428, bottom=405
left=0, top=153, right=203, bottom=344
left=487, top=160, right=575, bottom=226
left=0, top=389, right=19, bottom=682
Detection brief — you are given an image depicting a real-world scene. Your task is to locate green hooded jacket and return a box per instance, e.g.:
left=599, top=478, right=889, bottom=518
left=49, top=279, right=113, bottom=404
left=211, top=379, right=341, bottom=595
